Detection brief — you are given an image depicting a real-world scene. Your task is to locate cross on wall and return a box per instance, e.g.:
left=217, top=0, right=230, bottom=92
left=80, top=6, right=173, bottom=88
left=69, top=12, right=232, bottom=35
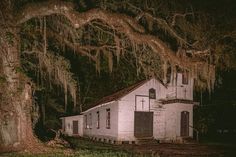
left=141, top=99, right=145, bottom=110
left=184, top=88, right=187, bottom=99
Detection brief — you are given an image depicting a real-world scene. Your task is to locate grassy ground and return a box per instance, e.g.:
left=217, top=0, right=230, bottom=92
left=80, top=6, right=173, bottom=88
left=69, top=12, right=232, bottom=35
left=1, top=137, right=236, bottom=157
left=0, top=137, right=138, bottom=157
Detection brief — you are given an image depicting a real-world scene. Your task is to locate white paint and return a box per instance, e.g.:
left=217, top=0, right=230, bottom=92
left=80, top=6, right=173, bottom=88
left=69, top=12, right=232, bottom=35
left=61, top=73, right=195, bottom=143
left=82, top=101, right=119, bottom=141
left=163, top=103, right=193, bottom=140
left=61, top=115, right=83, bottom=136
left=166, top=73, right=193, bottom=100
left=136, top=96, right=149, bottom=111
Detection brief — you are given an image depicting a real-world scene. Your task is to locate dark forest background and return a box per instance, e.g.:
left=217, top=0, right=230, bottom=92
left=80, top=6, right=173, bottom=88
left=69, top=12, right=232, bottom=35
left=16, top=0, right=236, bottom=143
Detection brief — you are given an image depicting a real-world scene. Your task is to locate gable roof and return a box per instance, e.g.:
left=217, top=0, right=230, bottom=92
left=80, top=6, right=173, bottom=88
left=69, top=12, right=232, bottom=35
left=84, top=77, right=166, bottom=111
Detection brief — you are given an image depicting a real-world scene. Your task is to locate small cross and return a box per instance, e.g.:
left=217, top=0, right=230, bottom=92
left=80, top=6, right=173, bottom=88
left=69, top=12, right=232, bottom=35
left=184, top=88, right=187, bottom=99
left=141, top=99, right=145, bottom=109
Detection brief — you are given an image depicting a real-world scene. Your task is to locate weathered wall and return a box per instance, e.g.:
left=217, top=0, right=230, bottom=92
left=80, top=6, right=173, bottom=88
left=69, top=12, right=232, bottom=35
left=163, top=103, right=193, bottom=140
left=117, top=77, right=194, bottom=141
left=83, top=101, right=119, bottom=141
left=70, top=77, right=194, bottom=142
left=151, top=106, right=166, bottom=139
left=166, top=73, right=194, bottom=100
left=117, top=78, right=165, bottom=141
left=63, top=115, right=83, bottom=136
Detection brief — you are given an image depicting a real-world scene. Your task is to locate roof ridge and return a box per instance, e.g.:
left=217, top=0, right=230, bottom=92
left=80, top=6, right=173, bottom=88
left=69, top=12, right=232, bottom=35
left=83, top=77, right=165, bottom=112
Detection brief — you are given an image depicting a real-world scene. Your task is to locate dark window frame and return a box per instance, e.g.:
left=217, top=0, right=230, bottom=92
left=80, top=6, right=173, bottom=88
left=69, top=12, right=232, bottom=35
left=106, top=108, right=111, bottom=129
left=89, top=113, right=92, bottom=129
left=149, top=88, right=156, bottom=99
left=166, top=67, right=172, bottom=84
left=96, top=111, right=100, bottom=129
left=85, top=115, right=88, bottom=129
left=182, top=72, right=189, bottom=85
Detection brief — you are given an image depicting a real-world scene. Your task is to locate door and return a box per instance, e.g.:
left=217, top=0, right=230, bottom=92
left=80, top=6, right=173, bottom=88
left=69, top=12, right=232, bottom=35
left=134, top=111, right=153, bottom=138
left=73, top=120, right=79, bottom=134
left=181, top=111, right=189, bottom=137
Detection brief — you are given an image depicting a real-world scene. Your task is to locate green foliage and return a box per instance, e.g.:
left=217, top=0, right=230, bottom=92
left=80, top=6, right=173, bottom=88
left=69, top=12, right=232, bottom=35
left=15, top=66, right=25, bottom=74
left=64, top=50, right=143, bottom=111
left=2, top=138, right=143, bottom=157
left=0, top=75, right=6, bottom=84
left=5, top=32, right=14, bottom=46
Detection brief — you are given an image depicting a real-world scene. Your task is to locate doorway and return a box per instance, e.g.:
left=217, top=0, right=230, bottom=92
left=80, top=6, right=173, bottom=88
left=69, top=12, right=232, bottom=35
left=180, top=111, right=189, bottom=137
left=73, top=120, right=79, bottom=134
left=134, top=111, right=153, bottom=138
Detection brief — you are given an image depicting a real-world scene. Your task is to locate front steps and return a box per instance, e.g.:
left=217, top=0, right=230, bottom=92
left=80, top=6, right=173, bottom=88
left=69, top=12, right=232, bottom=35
left=137, top=137, right=159, bottom=145
left=84, top=136, right=197, bottom=145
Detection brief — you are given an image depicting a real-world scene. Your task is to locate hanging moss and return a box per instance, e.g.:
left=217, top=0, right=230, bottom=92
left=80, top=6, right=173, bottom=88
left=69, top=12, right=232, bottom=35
left=36, top=51, right=77, bottom=112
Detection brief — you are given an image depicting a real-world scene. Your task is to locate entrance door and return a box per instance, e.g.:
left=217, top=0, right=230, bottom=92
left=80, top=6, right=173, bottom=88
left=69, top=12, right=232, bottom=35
left=134, top=111, right=153, bottom=138
left=180, top=111, right=189, bottom=137
left=73, top=120, right=79, bottom=134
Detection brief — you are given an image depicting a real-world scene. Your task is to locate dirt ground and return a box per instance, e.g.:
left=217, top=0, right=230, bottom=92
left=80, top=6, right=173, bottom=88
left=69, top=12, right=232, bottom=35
left=1, top=138, right=236, bottom=157
left=66, top=137, right=236, bottom=157
left=119, top=143, right=236, bottom=157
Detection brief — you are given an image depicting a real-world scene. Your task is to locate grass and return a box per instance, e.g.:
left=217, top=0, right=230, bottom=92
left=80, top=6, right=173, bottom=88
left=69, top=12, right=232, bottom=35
left=66, top=137, right=141, bottom=157
left=3, top=137, right=234, bottom=157
left=0, top=137, right=146, bottom=157
left=1, top=150, right=134, bottom=157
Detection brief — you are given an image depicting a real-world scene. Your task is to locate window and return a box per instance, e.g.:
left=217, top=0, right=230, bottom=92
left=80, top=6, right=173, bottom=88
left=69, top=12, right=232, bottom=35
left=182, top=72, right=189, bottom=85
left=106, top=109, right=111, bottom=129
left=166, top=67, right=172, bottom=84
left=89, top=113, right=92, bottom=129
left=85, top=115, right=88, bottom=129
left=149, top=88, right=156, bottom=99
left=96, top=111, right=100, bottom=129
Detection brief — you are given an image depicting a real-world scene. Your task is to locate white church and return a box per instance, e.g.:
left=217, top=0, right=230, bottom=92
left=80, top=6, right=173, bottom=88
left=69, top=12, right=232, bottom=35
left=60, top=72, right=197, bottom=144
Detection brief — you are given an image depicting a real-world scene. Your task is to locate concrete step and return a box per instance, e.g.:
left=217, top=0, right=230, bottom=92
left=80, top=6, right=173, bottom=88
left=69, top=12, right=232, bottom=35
left=137, top=137, right=159, bottom=145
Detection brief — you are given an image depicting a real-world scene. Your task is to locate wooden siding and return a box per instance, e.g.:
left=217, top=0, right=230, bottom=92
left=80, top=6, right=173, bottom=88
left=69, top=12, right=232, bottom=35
left=83, top=101, right=119, bottom=140
left=163, top=103, right=193, bottom=139
left=166, top=73, right=194, bottom=100
left=117, top=78, right=165, bottom=141
left=62, top=115, right=83, bottom=136
left=117, top=78, right=194, bottom=141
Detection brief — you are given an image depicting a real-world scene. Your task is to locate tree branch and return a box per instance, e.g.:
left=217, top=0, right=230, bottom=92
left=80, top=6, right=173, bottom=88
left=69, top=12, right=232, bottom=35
left=171, top=12, right=194, bottom=26
left=47, top=29, right=97, bottom=61
left=16, top=0, right=212, bottom=72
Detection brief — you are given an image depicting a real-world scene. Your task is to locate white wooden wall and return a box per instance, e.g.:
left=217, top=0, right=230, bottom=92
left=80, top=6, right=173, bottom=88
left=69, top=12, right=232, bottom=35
left=63, top=75, right=195, bottom=142
left=117, top=78, right=194, bottom=141
left=62, top=115, right=83, bottom=136
left=151, top=106, right=166, bottom=139
left=166, top=73, right=194, bottom=100
left=163, top=103, right=193, bottom=139
left=117, top=78, right=165, bottom=141
left=83, top=101, right=119, bottom=140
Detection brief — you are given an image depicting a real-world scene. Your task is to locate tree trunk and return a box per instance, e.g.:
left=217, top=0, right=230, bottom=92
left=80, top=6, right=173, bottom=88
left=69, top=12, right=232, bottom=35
left=0, top=27, right=35, bottom=152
